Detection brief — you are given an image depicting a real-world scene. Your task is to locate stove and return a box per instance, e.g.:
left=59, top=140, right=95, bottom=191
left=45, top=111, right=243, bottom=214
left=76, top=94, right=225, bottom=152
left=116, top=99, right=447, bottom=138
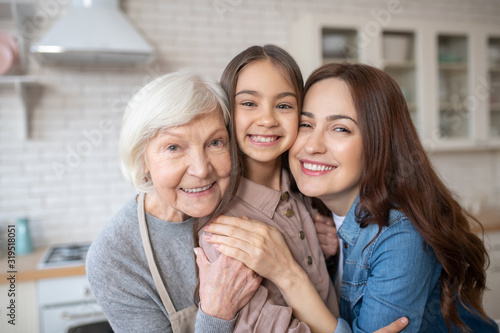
left=38, top=243, right=91, bottom=269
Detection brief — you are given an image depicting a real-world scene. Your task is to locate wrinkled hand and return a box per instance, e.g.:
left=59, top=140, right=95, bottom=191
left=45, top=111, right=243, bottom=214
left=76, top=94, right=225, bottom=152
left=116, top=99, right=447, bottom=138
left=374, top=317, right=409, bottom=333
left=313, top=212, right=338, bottom=260
left=195, top=247, right=261, bottom=320
left=203, top=215, right=300, bottom=285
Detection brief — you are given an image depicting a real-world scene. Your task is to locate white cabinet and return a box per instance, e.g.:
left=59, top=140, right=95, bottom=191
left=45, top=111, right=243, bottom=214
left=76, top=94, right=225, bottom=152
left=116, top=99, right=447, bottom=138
left=289, top=15, right=500, bottom=151
left=37, top=275, right=108, bottom=333
left=0, top=281, right=39, bottom=333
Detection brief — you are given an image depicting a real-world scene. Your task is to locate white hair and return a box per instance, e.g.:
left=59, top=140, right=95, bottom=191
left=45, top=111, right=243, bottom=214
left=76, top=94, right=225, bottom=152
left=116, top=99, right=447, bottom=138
left=119, top=70, right=230, bottom=192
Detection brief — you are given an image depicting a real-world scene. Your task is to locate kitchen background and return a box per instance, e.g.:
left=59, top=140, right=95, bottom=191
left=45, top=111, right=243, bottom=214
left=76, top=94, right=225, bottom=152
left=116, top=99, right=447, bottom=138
left=0, top=0, right=500, bottom=312
left=0, top=0, right=499, bottom=247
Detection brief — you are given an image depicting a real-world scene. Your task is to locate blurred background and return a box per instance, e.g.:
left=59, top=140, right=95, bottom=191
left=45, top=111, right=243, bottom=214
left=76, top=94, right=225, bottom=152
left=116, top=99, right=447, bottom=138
left=0, top=0, right=499, bottom=331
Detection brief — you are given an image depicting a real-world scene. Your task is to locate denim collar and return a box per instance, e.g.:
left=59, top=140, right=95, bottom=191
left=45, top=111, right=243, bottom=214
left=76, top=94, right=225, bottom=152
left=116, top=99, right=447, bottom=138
left=337, top=196, right=362, bottom=247
left=337, top=196, right=407, bottom=247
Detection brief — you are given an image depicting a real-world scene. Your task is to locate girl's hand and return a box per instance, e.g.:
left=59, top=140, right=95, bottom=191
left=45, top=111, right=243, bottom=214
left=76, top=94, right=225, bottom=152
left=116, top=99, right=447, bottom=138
left=374, top=317, right=409, bottom=333
left=195, top=247, right=262, bottom=320
left=313, top=212, right=338, bottom=260
left=203, top=215, right=302, bottom=285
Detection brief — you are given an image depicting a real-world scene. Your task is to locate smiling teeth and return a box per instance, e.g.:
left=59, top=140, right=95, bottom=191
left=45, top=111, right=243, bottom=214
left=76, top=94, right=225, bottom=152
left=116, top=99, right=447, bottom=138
left=183, top=184, right=212, bottom=193
left=250, top=135, right=278, bottom=143
left=303, top=163, right=335, bottom=171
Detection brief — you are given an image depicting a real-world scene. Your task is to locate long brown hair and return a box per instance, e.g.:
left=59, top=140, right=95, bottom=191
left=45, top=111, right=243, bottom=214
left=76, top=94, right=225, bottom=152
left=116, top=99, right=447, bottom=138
left=304, top=63, right=489, bottom=332
left=192, top=44, right=304, bottom=302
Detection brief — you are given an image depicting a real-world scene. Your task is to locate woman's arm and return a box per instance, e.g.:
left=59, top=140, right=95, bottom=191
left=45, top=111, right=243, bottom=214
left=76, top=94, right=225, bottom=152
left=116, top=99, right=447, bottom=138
left=204, top=215, right=338, bottom=332
left=203, top=216, right=408, bottom=333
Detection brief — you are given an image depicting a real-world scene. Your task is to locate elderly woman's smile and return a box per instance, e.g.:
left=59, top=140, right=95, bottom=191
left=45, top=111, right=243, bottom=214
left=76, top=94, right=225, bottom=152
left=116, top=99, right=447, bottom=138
left=144, top=109, right=231, bottom=222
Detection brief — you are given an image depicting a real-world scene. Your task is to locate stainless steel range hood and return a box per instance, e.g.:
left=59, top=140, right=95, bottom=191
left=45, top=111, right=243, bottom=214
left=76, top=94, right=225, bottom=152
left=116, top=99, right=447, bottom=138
left=30, top=0, right=154, bottom=65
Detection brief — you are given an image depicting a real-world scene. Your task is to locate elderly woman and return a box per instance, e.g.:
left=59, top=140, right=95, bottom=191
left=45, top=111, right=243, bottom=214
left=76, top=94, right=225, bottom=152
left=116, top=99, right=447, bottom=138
left=86, top=71, right=261, bottom=333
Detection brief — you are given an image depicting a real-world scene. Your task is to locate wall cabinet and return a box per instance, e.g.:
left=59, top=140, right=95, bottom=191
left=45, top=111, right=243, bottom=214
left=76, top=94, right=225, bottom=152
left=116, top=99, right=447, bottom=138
left=0, top=0, right=38, bottom=139
left=290, top=15, right=500, bottom=151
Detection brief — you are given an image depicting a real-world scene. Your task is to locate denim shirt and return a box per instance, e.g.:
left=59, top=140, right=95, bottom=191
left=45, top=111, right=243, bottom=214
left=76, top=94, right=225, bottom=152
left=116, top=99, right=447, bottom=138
left=337, top=198, right=499, bottom=333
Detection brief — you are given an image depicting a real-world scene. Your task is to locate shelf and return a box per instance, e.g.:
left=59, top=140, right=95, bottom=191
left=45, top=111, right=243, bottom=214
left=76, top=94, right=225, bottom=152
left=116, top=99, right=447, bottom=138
left=0, top=75, right=38, bottom=139
left=0, top=75, right=37, bottom=84
left=440, top=102, right=468, bottom=111
left=439, top=62, right=468, bottom=71
left=322, top=57, right=357, bottom=64
left=383, top=60, right=415, bottom=69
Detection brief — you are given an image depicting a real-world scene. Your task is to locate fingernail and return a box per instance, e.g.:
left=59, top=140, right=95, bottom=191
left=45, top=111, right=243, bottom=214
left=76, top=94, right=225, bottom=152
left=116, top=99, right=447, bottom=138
left=203, top=223, right=211, bottom=230
left=214, top=243, right=220, bottom=249
left=204, top=233, right=212, bottom=240
left=193, top=248, right=199, bottom=256
left=400, top=317, right=408, bottom=324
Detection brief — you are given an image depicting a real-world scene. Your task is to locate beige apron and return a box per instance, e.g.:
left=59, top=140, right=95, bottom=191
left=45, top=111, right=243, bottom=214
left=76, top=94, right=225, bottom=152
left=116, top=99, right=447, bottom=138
left=138, top=192, right=198, bottom=333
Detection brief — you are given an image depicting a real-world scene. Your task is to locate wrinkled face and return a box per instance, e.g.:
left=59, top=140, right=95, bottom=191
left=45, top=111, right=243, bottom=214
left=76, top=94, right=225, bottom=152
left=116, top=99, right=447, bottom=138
left=145, top=109, right=231, bottom=222
left=234, top=60, right=299, bottom=167
left=289, top=78, right=364, bottom=215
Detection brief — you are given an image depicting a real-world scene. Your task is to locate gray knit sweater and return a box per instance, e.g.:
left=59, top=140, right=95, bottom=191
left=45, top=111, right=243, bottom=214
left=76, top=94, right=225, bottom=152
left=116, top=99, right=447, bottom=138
left=86, top=196, right=236, bottom=333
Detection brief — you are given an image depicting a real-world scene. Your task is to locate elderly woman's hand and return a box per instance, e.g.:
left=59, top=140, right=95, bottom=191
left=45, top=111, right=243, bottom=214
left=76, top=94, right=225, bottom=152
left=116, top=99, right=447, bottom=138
left=195, top=247, right=261, bottom=320
left=202, top=215, right=302, bottom=285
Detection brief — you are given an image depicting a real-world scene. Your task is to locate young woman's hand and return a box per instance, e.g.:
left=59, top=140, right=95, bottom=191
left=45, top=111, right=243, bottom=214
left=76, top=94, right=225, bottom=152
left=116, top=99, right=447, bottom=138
left=313, top=212, right=338, bottom=260
left=195, top=247, right=262, bottom=320
left=203, top=215, right=302, bottom=285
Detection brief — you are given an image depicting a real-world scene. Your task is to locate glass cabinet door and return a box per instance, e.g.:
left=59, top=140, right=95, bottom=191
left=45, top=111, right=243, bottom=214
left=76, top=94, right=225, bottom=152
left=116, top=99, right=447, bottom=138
left=382, top=31, right=418, bottom=129
left=489, top=37, right=500, bottom=139
left=437, top=35, right=470, bottom=139
left=321, top=28, right=358, bottom=64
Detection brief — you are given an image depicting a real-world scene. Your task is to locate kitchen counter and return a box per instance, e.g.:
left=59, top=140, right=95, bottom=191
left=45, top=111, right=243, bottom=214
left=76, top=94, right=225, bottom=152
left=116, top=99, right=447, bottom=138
left=0, top=246, right=86, bottom=283
left=470, top=208, right=500, bottom=233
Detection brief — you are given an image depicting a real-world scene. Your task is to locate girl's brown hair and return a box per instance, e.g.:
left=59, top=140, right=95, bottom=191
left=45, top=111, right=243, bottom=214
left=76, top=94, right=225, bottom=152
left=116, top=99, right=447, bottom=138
left=304, top=62, right=489, bottom=332
left=194, top=44, right=304, bottom=231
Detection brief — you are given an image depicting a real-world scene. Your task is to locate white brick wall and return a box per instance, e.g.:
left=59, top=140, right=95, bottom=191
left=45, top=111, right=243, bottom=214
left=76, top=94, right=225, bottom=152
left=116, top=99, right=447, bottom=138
left=1, top=0, right=500, bottom=247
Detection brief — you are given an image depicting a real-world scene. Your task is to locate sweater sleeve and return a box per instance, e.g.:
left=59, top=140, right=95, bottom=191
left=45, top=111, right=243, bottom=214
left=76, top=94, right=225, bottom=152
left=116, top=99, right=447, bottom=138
left=195, top=305, right=237, bottom=333
left=87, top=238, right=173, bottom=333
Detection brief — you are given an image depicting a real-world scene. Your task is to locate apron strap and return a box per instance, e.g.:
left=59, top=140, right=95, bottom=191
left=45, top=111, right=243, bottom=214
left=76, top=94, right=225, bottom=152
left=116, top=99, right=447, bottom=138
left=138, top=192, right=177, bottom=316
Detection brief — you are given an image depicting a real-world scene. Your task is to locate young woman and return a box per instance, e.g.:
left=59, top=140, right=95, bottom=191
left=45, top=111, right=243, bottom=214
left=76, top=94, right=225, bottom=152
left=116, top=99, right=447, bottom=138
left=203, top=63, right=499, bottom=333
